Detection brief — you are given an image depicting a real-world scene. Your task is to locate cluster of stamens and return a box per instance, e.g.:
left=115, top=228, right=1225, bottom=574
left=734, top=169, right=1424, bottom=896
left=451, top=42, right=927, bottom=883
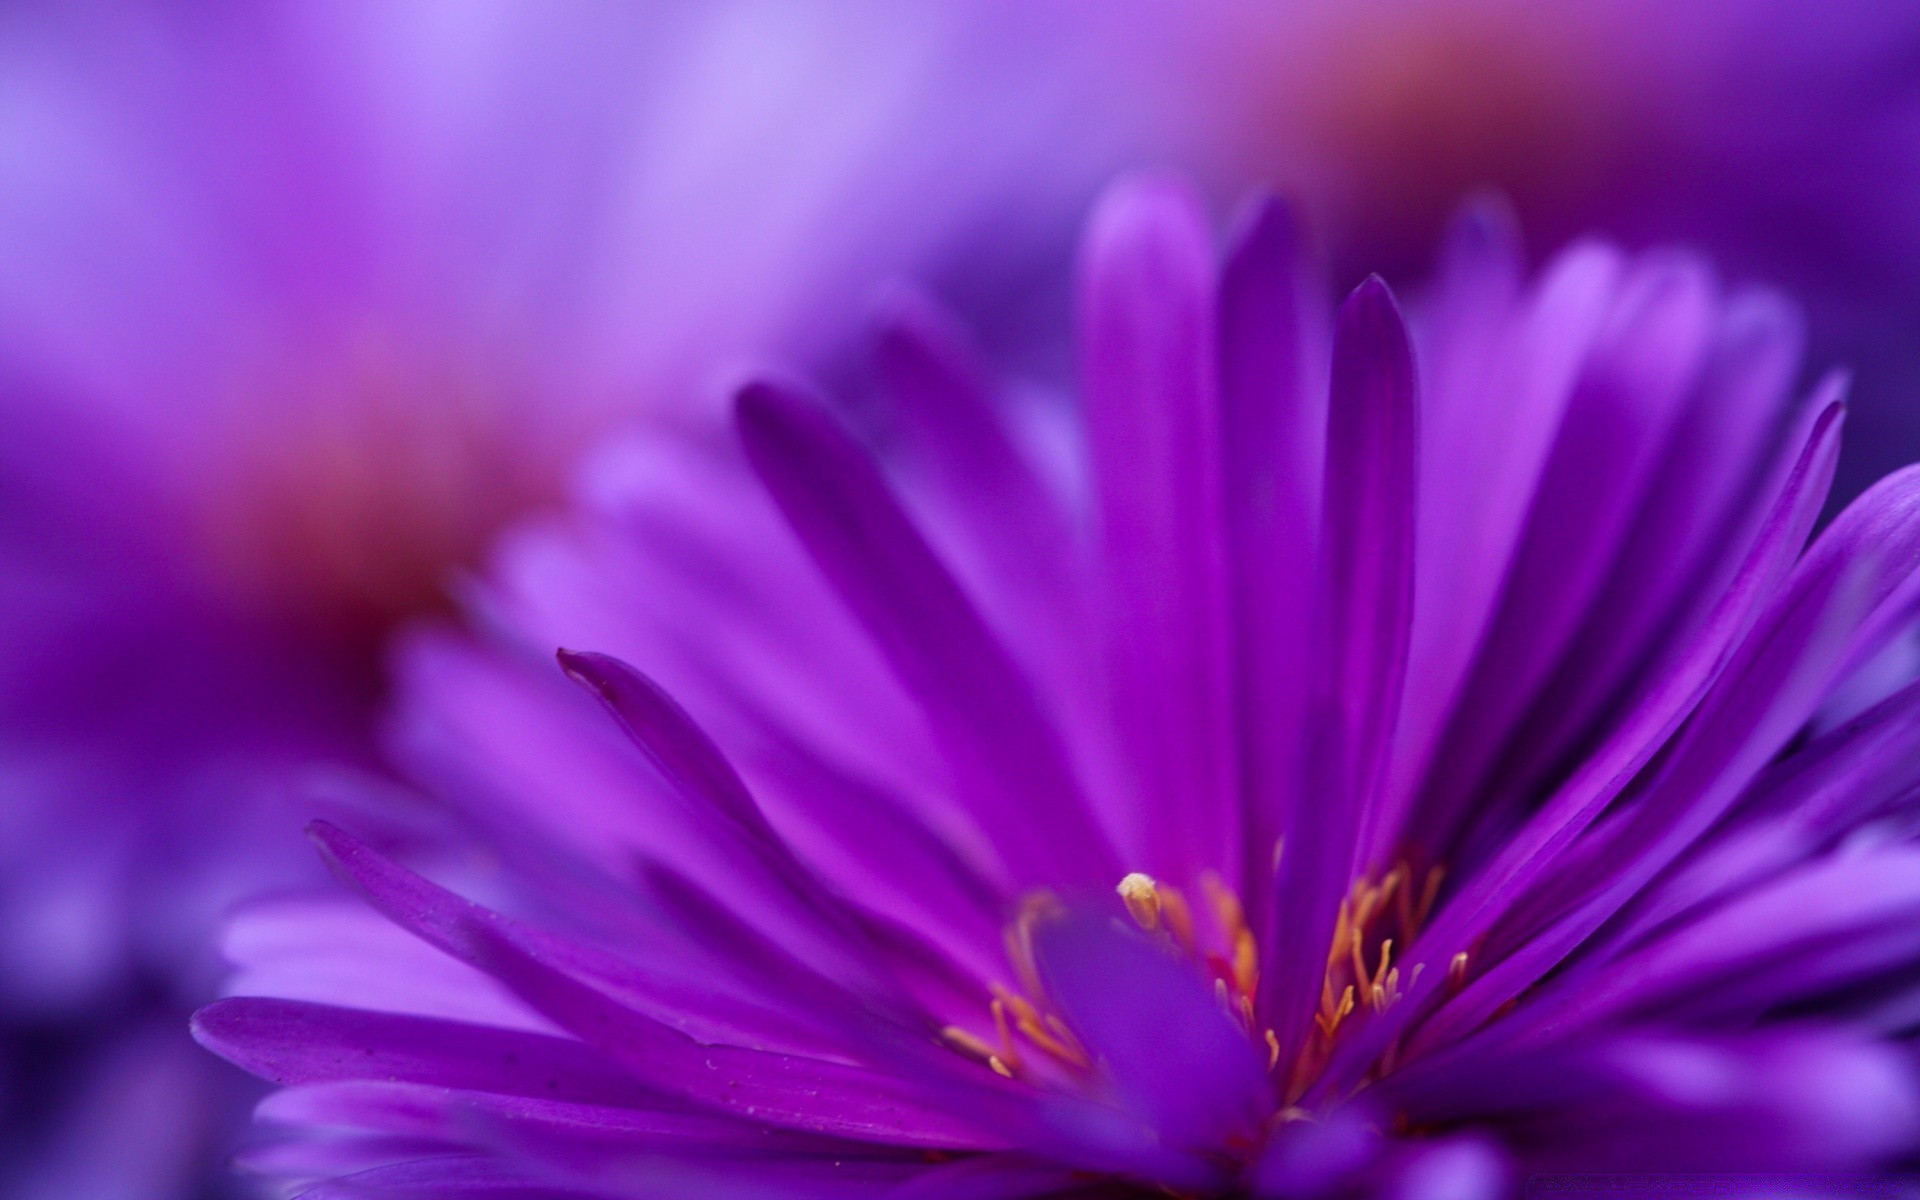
left=1289, top=862, right=1449, bottom=1098
left=940, top=893, right=1092, bottom=1080
left=943, top=860, right=1462, bottom=1106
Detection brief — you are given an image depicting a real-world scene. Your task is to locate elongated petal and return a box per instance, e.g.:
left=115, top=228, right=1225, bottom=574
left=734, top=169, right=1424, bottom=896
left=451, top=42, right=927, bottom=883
left=1385, top=1030, right=1920, bottom=1172
left=1610, top=673, right=1920, bottom=947
left=1517, top=847, right=1920, bottom=1037
left=307, top=820, right=901, bottom=1058
left=1264, top=276, right=1417, bottom=1059
left=870, top=287, right=1085, bottom=654
left=1500, top=290, right=1805, bottom=800
left=1218, top=194, right=1322, bottom=903
left=1385, top=237, right=1620, bottom=858
left=192, top=998, right=660, bottom=1106
left=557, top=648, right=771, bottom=840
left=1079, top=175, right=1237, bottom=879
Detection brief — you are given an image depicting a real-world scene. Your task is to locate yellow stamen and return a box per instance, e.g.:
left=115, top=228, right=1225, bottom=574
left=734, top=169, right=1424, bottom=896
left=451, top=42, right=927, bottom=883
left=1233, top=928, right=1260, bottom=997
left=941, top=1025, right=999, bottom=1063
left=1417, top=865, right=1446, bottom=927
left=1116, top=872, right=1162, bottom=931
left=990, top=997, right=1020, bottom=1071
left=1159, top=884, right=1197, bottom=953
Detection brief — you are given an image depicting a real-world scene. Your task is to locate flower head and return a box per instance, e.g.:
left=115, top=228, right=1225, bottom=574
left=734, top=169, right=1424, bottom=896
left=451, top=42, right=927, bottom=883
left=201, top=177, right=1920, bottom=1194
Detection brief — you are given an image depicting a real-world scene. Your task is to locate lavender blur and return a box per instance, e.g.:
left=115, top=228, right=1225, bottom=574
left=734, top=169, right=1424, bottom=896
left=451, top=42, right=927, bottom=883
left=0, top=3, right=1139, bottom=1194
left=1146, top=0, right=1920, bottom=497
left=200, top=178, right=1920, bottom=1194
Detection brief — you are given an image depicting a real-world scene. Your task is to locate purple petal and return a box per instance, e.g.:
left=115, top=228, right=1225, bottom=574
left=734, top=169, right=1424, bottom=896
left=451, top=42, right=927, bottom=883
left=1415, top=440, right=1910, bottom=1054
left=869, top=287, right=1087, bottom=671
left=1264, top=275, right=1418, bottom=1061
left=1516, top=846, right=1920, bottom=1037
left=289, top=1155, right=577, bottom=1198
left=1379, top=1136, right=1510, bottom=1200
left=884, top=1154, right=1093, bottom=1200
left=556, top=648, right=773, bottom=841
left=192, top=998, right=660, bottom=1105
left=1608, top=672, right=1920, bottom=948
left=456, top=920, right=1012, bottom=1151
left=306, top=820, right=888, bottom=1060
left=1078, top=175, right=1237, bottom=880
left=1248, top=1102, right=1385, bottom=1198
left=1031, top=908, right=1270, bottom=1161
left=1218, top=194, right=1324, bottom=904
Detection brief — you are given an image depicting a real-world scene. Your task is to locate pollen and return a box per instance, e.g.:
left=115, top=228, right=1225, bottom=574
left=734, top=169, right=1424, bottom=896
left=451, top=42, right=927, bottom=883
left=1116, top=872, right=1162, bottom=931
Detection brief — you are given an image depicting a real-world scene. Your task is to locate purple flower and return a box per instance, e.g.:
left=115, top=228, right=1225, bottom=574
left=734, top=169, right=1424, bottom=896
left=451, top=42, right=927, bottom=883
left=199, top=177, right=1920, bottom=1195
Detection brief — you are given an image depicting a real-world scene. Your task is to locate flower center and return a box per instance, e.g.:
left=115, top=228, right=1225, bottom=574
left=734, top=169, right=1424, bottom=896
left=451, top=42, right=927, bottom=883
left=188, top=332, right=581, bottom=669
left=942, top=863, right=1456, bottom=1108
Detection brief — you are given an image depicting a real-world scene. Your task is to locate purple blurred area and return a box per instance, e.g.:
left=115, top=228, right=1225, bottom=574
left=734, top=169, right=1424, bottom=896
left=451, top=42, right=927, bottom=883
left=0, top=1, right=1917, bottom=1196
left=1143, top=0, right=1920, bottom=497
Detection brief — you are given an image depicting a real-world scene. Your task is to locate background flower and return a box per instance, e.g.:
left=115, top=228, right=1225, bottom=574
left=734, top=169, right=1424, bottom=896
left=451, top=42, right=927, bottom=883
left=1135, top=0, right=1920, bottom=497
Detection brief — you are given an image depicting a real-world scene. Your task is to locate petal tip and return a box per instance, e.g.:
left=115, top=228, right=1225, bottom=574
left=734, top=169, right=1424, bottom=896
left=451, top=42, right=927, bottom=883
left=1082, top=172, right=1213, bottom=278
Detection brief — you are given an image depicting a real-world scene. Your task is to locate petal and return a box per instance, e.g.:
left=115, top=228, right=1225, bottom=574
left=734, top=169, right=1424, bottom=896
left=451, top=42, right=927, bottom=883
left=1387, top=1030, right=1920, bottom=1172
left=1033, top=908, right=1270, bottom=1160
left=296, top=827, right=1017, bottom=1149
left=1218, top=194, right=1324, bottom=904
left=1378, top=1136, right=1510, bottom=1200
left=1263, top=276, right=1418, bottom=1061
left=220, top=894, right=554, bottom=1034
left=457, top=921, right=1011, bottom=1151
left=1078, top=174, right=1237, bottom=879
left=1248, top=1101, right=1385, bottom=1199
left=869, top=286, right=1086, bottom=663
left=1611, top=673, right=1920, bottom=947
left=307, top=820, right=888, bottom=1060
left=1516, top=846, right=1920, bottom=1037
left=192, top=998, right=660, bottom=1105
left=556, top=648, right=774, bottom=842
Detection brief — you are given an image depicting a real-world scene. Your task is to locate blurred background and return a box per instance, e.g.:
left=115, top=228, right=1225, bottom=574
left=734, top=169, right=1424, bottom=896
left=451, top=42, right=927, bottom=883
left=1, top=1, right=1917, bottom=1196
